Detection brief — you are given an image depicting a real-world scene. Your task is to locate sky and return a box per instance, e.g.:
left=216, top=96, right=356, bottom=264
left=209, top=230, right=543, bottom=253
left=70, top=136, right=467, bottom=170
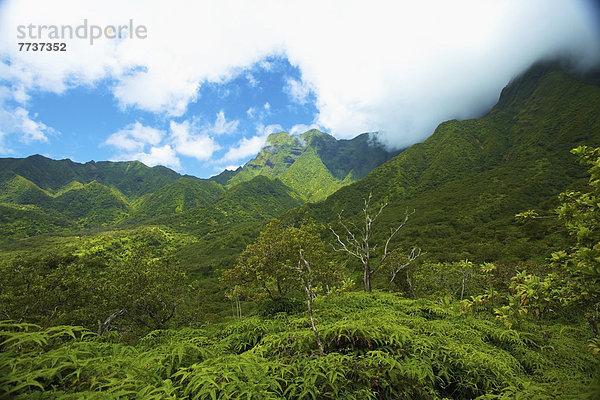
left=0, top=0, right=599, bottom=178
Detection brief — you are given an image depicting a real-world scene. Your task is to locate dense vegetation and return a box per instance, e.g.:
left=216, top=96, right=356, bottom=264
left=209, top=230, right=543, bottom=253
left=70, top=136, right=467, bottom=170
left=1, top=61, right=600, bottom=398
left=222, top=129, right=398, bottom=202
left=2, top=292, right=597, bottom=399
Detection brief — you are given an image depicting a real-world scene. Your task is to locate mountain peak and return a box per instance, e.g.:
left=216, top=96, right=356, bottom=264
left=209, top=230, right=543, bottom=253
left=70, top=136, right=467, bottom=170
left=265, top=131, right=295, bottom=147
left=220, top=129, right=399, bottom=202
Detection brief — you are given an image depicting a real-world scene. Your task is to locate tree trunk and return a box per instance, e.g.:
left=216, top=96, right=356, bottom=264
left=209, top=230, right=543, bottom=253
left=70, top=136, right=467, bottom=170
left=588, top=313, right=599, bottom=337
left=363, top=262, right=372, bottom=292
left=299, top=251, right=324, bottom=356
left=307, top=290, right=324, bottom=356
left=236, top=298, right=242, bottom=318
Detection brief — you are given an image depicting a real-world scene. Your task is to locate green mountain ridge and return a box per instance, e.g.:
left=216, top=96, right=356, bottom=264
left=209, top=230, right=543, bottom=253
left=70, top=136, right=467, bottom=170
left=133, top=177, right=225, bottom=219
left=0, top=155, right=181, bottom=198
left=218, top=129, right=399, bottom=202
left=0, top=173, right=130, bottom=229
left=0, top=129, right=394, bottom=237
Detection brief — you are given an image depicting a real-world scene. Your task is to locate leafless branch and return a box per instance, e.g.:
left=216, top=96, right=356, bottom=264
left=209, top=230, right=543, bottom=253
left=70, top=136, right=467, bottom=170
left=330, top=225, right=364, bottom=263
left=330, top=192, right=418, bottom=292
left=371, top=208, right=415, bottom=275
left=390, top=247, right=422, bottom=283
left=98, top=309, right=125, bottom=335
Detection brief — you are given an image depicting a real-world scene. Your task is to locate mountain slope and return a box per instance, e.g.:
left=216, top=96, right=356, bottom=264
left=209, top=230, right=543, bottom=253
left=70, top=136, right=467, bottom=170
left=0, top=172, right=53, bottom=207
left=218, top=129, right=398, bottom=202
left=0, top=155, right=181, bottom=199
left=278, top=147, right=351, bottom=202
left=0, top=173, right=131, bottom=231
left=133, top=177, right=225, bottom=219
left=296, top=62, right=600, bottom=265
left=155, top=176, right=301, bottom=272
left=51, top=181, right=131, bottom=227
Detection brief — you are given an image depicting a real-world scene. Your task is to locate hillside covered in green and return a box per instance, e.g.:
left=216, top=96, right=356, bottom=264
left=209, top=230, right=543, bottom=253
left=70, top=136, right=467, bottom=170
left=219, top=129, right=399, bottom=202
left=0, top=129, right=395, bottom=237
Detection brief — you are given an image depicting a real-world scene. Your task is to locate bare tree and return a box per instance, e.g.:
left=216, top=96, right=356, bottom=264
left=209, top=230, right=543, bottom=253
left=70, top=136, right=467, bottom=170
left=297, top=250, right=325, bottom=357
left=330, top=193, right=420, bottom=292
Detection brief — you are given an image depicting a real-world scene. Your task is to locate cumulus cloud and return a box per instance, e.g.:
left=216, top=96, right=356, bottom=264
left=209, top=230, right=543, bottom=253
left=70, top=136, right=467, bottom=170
left=169, top=120, right=221, bottom=160
left=289, top=123, right=321, bottom=136
left=285, top=78, right=312, bottom=105
left=104, top=121, right=163, bottom=152
left=211, top=111, right=239, bottom=135
left=132, top=144, right=181, bottom=170
left=104, top=119, right=221, bottom=169
left=104, top=122, right=178, bottom=168
left=2, top=0, right=599, bottom=150
left=12, top=107, right=52, bottom=143
left=0, top=87, right=54, bottom=152
left=220, top=123, right=283, bottom=164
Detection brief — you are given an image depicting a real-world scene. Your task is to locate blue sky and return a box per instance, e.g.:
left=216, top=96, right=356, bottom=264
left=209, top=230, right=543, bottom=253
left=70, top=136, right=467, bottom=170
left=1, top=0, right=599, bottom=178
left=2, top=56, right=319, bottom=177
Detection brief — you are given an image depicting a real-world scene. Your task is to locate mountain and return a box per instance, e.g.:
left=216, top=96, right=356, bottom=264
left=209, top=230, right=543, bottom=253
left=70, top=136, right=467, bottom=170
left=147, top=176, right=302, bottom=273
left=0, top=129, right=396, bottom=238
left=214, top=129, right=399, bottom=202
left=296, top=61, right=600, bottom=266
left=0, top=155, right=181, bottom=199
left=133, top=177, right=225, bottom=219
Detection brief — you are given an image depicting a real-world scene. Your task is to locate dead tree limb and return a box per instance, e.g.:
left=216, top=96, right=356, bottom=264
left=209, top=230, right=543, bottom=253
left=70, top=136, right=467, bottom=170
left=98, top=309, right=125, bottom=335
left=298, top=250, right=324, bottom=357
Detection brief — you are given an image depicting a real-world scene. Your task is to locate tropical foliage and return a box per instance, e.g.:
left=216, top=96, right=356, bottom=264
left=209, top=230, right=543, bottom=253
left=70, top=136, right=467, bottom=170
left=1, top=292, right=598, bottom=399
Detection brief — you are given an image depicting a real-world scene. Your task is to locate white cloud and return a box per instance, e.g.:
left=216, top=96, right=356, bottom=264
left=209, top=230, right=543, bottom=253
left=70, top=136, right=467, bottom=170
left=104, top=122, right=180, bottom=168
left=220, top=123, right=282, bottom=163
left=122, top=145, right=181, bottom=170
left=104, top=121, right=163, bottom=152
left=104, top=117, right=223, bottom=169
left=2, top=0, right=599, bottom=149
left=263, top=102, right=271, bottom=111
left=211, top=110, right=239, bottom=135
left=246, top=107, right=255, bottom=118
left=220, top=135, right=267, bottom=163
left=285, top=77, right=311, bottom=105
left=113, top=70, right=200, bottom=117
left=13, top=107, right=52, bottom=143
left=245, top=73, right=258, bottom=87
left=0, top=87, right=54, bottom=152
left=289, top=123, right=320, bottom=136
left=169, top=120, right=221, bottom=161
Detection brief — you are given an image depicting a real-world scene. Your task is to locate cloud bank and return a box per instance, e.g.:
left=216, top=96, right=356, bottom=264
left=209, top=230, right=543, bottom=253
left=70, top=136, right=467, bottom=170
left=1, top=0, right=599, bottom=151
left=103, top=113, right=232, bottom=169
